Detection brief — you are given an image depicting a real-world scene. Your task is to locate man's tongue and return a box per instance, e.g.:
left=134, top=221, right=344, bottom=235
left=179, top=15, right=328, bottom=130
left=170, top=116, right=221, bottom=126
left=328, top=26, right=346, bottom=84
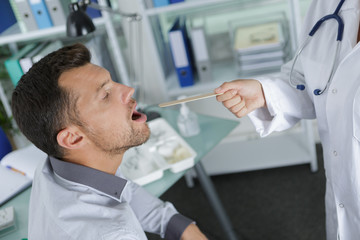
left=132, top=110, right=147, bottom=122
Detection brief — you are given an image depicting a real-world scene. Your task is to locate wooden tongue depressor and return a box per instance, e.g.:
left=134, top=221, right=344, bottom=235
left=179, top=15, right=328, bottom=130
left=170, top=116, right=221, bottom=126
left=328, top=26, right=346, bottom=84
left=158, top=92, right=224, bottom=108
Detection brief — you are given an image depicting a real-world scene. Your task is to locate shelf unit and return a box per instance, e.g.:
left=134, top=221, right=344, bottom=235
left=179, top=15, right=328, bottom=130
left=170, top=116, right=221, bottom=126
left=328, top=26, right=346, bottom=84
left=137, top=0, right=310, bottom=100
left=129, top=0, right=317, bottom=174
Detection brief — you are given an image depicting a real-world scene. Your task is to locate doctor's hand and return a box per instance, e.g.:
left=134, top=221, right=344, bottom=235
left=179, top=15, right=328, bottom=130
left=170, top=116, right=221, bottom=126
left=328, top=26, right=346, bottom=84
left=215, top=79, right=266, bottom=118
left=180, top=224, right=208, bottom=240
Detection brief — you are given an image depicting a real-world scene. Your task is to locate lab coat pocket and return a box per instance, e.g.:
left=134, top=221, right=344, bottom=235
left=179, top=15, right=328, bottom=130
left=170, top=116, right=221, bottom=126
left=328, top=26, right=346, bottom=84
left=353, top=86, right=360, bottom=142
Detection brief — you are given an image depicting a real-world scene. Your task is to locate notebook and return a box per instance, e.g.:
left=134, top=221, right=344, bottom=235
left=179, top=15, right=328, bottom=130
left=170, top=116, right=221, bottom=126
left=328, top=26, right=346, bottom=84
left=0, top=166, right=31, bottom=205
left=0, top=144, right=46, bottom=205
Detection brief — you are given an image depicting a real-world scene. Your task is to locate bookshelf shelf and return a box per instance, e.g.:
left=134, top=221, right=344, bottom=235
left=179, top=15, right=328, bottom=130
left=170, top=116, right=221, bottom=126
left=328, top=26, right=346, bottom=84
left=144, top=0, right=234, bottom=16
left=0, top=18, right=106, bottom=46
left=143, top=0, right=287, bottom=16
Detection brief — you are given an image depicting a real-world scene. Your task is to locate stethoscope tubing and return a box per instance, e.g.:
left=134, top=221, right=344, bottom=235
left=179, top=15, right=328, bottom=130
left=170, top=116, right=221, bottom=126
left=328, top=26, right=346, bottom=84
left=289, top=0, right=345, bottom=95
left=309, top=0, right=345, bottom=40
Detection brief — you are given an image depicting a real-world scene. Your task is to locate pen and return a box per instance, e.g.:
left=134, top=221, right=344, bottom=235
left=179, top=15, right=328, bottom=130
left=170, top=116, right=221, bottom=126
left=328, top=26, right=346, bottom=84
left=6, top=165, right=26, bottom=176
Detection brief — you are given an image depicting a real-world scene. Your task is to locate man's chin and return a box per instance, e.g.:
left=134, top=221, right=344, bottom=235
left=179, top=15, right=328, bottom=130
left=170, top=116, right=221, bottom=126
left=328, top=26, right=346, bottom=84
left=126, top=126, right=150, bottom=149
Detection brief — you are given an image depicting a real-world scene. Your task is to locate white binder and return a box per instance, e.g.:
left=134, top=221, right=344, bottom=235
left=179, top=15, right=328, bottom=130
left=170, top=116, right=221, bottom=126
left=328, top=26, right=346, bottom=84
left=45, top=0, right=67, bottom=26
left=190, top=27, right=212, bottom=82
left=13, top=0, right=38, bottom=32
left=19, top=42, right=48, bottom=74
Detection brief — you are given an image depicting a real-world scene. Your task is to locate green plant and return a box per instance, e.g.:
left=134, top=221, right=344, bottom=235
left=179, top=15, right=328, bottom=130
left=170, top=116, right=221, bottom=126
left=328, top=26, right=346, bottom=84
left=0, top=101, right=12, bottom=132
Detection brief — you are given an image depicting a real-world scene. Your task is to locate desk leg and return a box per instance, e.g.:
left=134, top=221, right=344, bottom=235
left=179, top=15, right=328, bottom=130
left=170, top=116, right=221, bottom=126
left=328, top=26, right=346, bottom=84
left=194, top=161, right=239, bottom=240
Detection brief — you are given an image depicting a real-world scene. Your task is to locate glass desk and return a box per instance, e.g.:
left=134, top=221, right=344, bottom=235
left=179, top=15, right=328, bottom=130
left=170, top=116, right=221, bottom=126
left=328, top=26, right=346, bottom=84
left=1, top=108, right=239, bottom=240
left=0, top=188, right=30, bottom=240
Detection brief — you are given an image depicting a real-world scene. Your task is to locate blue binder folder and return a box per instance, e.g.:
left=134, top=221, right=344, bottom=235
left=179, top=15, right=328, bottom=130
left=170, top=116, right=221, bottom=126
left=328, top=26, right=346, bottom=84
left=153, top=0, right=169, bottom=7
left=170, top=0, right=184, bottom=4
left=85, top=0, right=102, bottom=19
left=168, top=17, right=194, bottom=87
left=29, top=0, right=53, bottom=29
left=0, top=1, right=17, bottom=34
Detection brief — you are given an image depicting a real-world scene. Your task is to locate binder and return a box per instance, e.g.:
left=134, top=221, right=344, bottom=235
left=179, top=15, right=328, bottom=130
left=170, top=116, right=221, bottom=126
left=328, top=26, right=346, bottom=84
left=144, top=0, right=154, bottom=8
left=152, top=0, right=169, bottom=7
left=9, top=0, right=26, bottom=33
left=29, top=0, right=53, bottom=29
left=4, top=43, right=38, bottom=86
left=85, top=0, right=102, bottom=19
left=190, top=27, right=212, bottom=83
left=168, top=17, right=194, bottom=87
left=12, top=0, right=38, bottom=32
left=19, top=42, right=48, bottom=74
left=170, top=0, right=184, bottom=3
left=0, top=127, right=12, bottom=160
left=0, top=0, right=17, bottom=34
left=32, top=40, right=63, bottom=63
left=45, top=0, right=68, bottom=26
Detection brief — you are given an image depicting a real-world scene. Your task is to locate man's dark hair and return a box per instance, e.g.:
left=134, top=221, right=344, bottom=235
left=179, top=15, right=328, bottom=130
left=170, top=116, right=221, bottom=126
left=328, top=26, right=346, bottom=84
left=11, top=43, right=91, bottom=158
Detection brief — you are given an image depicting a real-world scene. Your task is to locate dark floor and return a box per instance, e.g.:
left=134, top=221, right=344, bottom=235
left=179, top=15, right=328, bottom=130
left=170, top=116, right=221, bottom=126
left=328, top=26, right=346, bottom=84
left=147, top=144, right=326, bottom=240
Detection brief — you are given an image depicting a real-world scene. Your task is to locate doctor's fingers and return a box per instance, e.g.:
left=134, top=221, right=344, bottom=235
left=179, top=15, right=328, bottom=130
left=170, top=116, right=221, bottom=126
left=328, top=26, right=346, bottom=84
left=233, top=105, right=249, bottom=118
left=222, top=94, right=242, bottom=109
left=230, top=100, right=246, bottom=114
left=215, top=80, right=244, bottom=94
left=216, top=89, right=237, bottom=102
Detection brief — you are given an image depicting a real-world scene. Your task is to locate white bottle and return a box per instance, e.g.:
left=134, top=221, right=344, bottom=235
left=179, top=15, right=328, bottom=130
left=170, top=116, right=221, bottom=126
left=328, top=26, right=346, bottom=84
left=177, top=102, right=200, bottom=137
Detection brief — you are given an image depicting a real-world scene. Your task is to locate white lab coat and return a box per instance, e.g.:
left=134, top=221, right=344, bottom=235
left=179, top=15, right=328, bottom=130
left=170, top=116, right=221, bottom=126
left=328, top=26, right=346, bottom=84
left=248, top=0, right=360, bottom=239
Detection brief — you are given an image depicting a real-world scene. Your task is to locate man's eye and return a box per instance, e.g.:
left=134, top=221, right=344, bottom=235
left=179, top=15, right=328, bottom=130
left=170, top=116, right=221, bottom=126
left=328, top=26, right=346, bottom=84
left=102, top=91, right=110, bottom=100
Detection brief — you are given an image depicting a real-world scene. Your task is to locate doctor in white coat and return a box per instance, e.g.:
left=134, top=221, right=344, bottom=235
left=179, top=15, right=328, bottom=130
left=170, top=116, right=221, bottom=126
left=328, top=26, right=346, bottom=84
left=215, top=0, right=360, bottom=239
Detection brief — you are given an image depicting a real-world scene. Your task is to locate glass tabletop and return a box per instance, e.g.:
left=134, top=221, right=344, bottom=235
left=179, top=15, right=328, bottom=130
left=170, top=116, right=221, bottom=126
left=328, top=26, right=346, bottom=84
left=143, top=107, right=239, bottom=197
left=0, top=187, right=30, bottom=240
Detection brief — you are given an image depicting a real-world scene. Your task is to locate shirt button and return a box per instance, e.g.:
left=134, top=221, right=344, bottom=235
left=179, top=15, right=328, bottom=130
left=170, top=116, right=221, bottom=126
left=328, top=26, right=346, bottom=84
left=333, top=151, right=337, bottom=156
left=332, top=89, right=337, bottom=94
left=339, top=203, right=344, bottom=208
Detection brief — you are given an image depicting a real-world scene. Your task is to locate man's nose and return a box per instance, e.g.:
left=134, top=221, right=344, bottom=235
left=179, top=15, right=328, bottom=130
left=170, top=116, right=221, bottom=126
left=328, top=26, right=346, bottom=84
left=119, top=85, right=135, bottom=104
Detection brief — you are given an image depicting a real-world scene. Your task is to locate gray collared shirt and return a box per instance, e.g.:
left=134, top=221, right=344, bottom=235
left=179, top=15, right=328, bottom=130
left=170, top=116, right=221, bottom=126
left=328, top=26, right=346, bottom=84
left=28, top=156, right=192, bottom=239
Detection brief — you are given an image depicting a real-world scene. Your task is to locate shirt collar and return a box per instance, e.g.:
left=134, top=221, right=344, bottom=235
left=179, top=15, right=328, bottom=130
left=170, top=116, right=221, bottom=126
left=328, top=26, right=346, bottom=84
left=49, top=156, right=127, bottom=199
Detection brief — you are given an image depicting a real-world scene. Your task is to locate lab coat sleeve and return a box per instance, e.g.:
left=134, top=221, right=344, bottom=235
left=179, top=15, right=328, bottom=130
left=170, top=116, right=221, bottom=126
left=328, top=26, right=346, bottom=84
left=122, top=180, right=193, bottom=239
left=248, top=62, right=316, bottom=137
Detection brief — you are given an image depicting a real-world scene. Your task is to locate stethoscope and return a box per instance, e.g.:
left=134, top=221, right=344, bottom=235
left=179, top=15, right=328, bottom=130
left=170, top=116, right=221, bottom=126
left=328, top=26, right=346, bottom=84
left=289, top=0, right=345, bottom=95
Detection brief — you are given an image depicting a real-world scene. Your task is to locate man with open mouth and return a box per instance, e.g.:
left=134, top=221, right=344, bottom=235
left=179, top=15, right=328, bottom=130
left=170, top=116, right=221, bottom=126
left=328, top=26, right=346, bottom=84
left=11, top=43, right=207, bottom=240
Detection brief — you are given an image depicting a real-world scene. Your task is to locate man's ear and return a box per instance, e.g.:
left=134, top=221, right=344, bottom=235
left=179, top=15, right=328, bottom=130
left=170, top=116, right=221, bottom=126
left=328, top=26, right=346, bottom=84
left=57, top=127, right=84, bottom=150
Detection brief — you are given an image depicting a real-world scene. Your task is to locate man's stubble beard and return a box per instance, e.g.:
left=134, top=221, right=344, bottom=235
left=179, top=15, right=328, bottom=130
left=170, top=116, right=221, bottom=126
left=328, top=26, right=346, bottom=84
left=82, top=122, right=150, bottom=156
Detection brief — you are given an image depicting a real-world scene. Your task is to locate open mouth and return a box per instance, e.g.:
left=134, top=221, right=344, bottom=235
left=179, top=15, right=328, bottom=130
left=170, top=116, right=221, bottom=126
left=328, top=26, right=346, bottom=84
left=132, top=110, right=142, bottom=120
left=131, top=108, right=147, bottom=122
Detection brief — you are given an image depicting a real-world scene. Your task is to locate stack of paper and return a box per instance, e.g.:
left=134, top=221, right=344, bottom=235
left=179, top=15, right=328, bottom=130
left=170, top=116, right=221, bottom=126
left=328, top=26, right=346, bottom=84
left=232, top=20, right=288, bottom=75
